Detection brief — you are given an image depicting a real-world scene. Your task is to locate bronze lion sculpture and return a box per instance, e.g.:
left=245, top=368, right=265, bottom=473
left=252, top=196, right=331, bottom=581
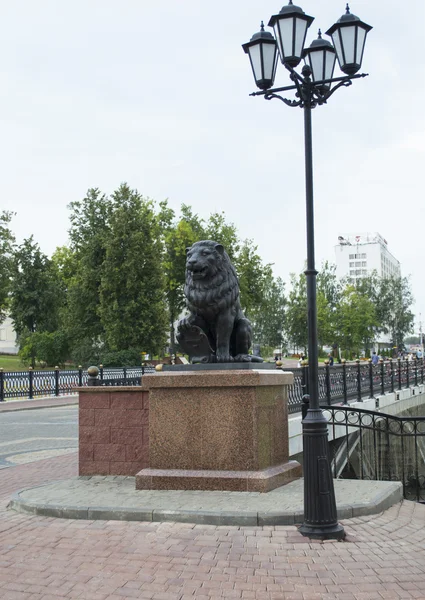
left=177, top=240, right=263, bottom=364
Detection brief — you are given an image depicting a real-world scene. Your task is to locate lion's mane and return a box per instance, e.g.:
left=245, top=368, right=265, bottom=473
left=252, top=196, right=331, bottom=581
left=184, top=241, right=240, bottom=316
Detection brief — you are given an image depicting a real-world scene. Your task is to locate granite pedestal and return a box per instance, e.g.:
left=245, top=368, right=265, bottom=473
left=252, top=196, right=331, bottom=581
left=136, top=369, right=301, bottom=492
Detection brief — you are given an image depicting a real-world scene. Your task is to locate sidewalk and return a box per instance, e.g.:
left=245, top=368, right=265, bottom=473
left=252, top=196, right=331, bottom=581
left=0, top=394, right=78, bottom=413
left=1, top=453, right=425, bottom=599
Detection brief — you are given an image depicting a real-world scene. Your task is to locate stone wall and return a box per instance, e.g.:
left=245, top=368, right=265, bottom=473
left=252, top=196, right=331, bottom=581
left=79, top=387, right=149, bottom=476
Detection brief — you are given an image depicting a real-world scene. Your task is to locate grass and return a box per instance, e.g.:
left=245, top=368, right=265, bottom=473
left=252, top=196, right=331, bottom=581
left=0, top=355, right=26, bottom=371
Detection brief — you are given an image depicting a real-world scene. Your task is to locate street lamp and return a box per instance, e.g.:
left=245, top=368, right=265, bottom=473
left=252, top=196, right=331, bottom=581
left=243, top=2, right=372, bottom=541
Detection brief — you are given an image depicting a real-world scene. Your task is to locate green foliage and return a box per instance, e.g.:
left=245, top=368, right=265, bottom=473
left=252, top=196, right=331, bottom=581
left=285, top=272, right=308, bottom=352
left=236, top=240, right=272, bottom=318
left=9, top=237, right=64, bottom=359
left=0, top=211, right=16, bottom=324
left=100, top=348, right=143, bottom=367
left=250, top=272, right=286, bottom=349
left=19, top=330, right=69, bottom=367
left=98, top=184, right=168, bottom=355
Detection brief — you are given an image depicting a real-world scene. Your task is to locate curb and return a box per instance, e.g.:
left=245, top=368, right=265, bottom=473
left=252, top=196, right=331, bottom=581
left=8, top=481, right=403, bottom=526
left=0, top=397, right=78, bottom=413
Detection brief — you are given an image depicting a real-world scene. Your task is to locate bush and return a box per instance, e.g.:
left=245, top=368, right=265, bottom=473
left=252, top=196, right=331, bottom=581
left=19, top=330, right=70, bottom=367
left=100, top=348, right=143, bottom=367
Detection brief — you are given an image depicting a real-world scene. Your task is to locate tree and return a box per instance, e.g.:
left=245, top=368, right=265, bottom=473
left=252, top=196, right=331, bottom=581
left=378, top=276, right=414, bottom=348
left=334, top=285, right=377, bottom=357
left=285, top=272, right=308, bottom=353
left=163, top=218, right=198, bottom=353
left=0, top=211, right=15, bottom=324
left=203, top=212, right=240, bottom=261
left=250, top=272, right=286, bottom=352
left=236, top=240, right=272, bottom=319
left=98, top=184, right=168, bottom=356
left=316, top=262, right=342, bottom=349
left=65, top=188, right=112, bottom=362
left=10, top=237, right=63, bottom=366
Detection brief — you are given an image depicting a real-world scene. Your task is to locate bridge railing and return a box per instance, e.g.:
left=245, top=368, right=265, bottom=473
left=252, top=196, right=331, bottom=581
left=320, top=405, right=425, bottom=503
left=1, top=359, right=423, bottom=407
left=0, top=365, right=155, bottom=401
left=284, top=358, right=425, bottom=414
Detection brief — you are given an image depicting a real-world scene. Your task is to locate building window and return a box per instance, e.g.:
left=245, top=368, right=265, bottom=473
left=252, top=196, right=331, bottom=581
left=362, top=269, right=367, bottom=275
left=350, top=270, right=355, bottom=276
left=0, top=329, right=5, bottom=341
left=362, top=262, right=367, bottom=267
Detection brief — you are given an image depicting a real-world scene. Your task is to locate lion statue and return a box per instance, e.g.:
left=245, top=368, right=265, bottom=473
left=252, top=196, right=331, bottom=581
left=177, top=240, right=263, bottom=364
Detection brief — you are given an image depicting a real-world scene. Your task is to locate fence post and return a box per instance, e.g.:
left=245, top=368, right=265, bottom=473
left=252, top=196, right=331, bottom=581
left=54, top=366, right=59, bottom=397
left=0, top=368, right=3, bottom=402
left=389, top=358, right=394, bottom=393
left=78, top=366, right=83, bottom=387
left=421, top=358, right=424, bottom=385
left=406, top=359, right=410, bottom=388
left=342, top=359, right=348, bottom=405
left=368, top=358, right=374, bottom=399
left=380, top=359, right=385, bottom=396
left=99, top=364, right=104, bottom=381
left=398, top=357, right=402, bottom=391
left=301, top=360, right=309, bottom=398
left=356, top=359, right=362, bottom=402
left=29, top=367, right=33, bottom=400
left=87, top=366, right=101, bottom=386
left=414, top=358, right=418, bottom=387
left=123, top=367, right=127, bottom=382
left=324, top=360, right=331, bottom=405
left=301, top=394, right=310, bottom=420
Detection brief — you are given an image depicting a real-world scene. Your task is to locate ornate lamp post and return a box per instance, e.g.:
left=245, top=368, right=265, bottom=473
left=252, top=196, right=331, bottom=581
left=243, top=2, right=372, bottom=541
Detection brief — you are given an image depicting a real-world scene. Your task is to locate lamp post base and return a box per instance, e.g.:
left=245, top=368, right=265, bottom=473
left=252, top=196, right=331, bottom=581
left=300, top=408, right=346, bottom=541
left=298, top=521, right=346, bottom=540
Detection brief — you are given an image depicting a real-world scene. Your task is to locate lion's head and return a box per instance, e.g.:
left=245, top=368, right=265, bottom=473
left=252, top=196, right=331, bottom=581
left=184, top=240, right=239, bottom=314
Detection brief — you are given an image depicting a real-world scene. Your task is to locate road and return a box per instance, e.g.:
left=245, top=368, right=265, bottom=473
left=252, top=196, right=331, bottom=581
left=0, top=405, right=78, bottom=469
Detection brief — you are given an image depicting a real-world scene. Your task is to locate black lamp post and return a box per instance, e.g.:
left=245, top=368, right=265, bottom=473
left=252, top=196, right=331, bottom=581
left=243, top=2, right=372, bottom=541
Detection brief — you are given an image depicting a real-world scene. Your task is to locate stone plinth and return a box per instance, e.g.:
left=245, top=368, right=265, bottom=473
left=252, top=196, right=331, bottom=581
left=136, top=370, right=301, bottom=492
left=78, top=387, right=149, bottom=476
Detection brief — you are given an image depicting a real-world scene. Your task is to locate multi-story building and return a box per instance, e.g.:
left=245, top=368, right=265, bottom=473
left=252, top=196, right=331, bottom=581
left=0, top=316, right=18, bottom=355
left=334, top=232, right=401, bottom=281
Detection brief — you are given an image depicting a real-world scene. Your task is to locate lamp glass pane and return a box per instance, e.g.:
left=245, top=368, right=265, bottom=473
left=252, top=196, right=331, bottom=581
left=262, top=43, right=277, bottom=81
left=277, top=18, right=293, bottom=59
left=356, top=27, right=367, bottom=64
left=332, top=31, right=344, bottom=67
left=294, top=19, right=308, bottom=58
left=310, top=51, right=325, bottom=82
left=341, top=25, right=356, bottom=65
left=324, top=50, right=336, bottom=80
left=248, top=43, right=263, bottom=83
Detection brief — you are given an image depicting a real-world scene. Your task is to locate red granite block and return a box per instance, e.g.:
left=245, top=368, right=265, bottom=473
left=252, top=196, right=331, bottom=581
left=109, top=461, right=142, bottom=476
left=80, top=426, right=110, bottom=444
left=111, top=427, right=145, bottom=445
left=79, top=461, right=110, bottom=476
left=125, top=444, right=149, bottom=463
left=79, top=392, right=110, bottom=409
left=95, top=409, right=148, bottom=428
left=110, top=392, right=144, bottom=410
left=79, top=443, right=94, bottom=461
left=79, top=409, right=95, bottom=426
left=94, top=443, right=126, bottom=462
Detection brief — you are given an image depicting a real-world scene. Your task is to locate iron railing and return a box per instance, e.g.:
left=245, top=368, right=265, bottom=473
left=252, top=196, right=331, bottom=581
left=285, top=358, right=425, bottom=414
left=1, top=359, right=423, bottom=408
left=0, top=365, right=155, bottom=402
left=321, top=405, right=425, bottom=503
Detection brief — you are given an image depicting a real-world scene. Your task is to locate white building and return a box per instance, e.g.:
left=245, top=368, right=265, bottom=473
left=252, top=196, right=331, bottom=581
left=335, top=232, right=401, bottom=282
left=0, top=316, right=18, bottom=354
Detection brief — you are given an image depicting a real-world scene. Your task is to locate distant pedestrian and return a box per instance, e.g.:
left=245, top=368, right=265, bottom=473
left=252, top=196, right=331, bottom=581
left=371, top=351, right=379, bottom=365
left=328, top=354, right=334, bottom=366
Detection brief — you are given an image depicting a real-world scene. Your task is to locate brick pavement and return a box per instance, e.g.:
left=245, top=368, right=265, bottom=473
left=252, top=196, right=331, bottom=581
left=0, top=453, right=425, bottom=600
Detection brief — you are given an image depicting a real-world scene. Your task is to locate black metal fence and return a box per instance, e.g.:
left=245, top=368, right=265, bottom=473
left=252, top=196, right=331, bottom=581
left=0, top=365, right=155, bottom=402
left=322, top=405, right=425, bottom=503
left=1, top=359, right=423, bottom=408
left=285, top=358, right=425, bottom=414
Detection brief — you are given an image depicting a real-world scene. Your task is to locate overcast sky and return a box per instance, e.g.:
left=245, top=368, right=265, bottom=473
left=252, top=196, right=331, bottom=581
left=1, top=1, right=425, bottom=334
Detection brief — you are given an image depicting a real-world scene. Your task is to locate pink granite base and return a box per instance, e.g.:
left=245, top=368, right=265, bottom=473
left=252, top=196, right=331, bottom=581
left=138, top=369, right=301, bottom=492
left=136, top=461, right=302, bottom=492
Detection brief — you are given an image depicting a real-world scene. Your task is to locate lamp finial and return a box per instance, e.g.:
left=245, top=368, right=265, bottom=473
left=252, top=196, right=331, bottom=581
left=318, top=29, right=322, bottom=38
left=346, top=3, right=350, bottom=13
left=288, top=0, right=293, bottom=4
left=260, top=21, right=265, bottom=31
